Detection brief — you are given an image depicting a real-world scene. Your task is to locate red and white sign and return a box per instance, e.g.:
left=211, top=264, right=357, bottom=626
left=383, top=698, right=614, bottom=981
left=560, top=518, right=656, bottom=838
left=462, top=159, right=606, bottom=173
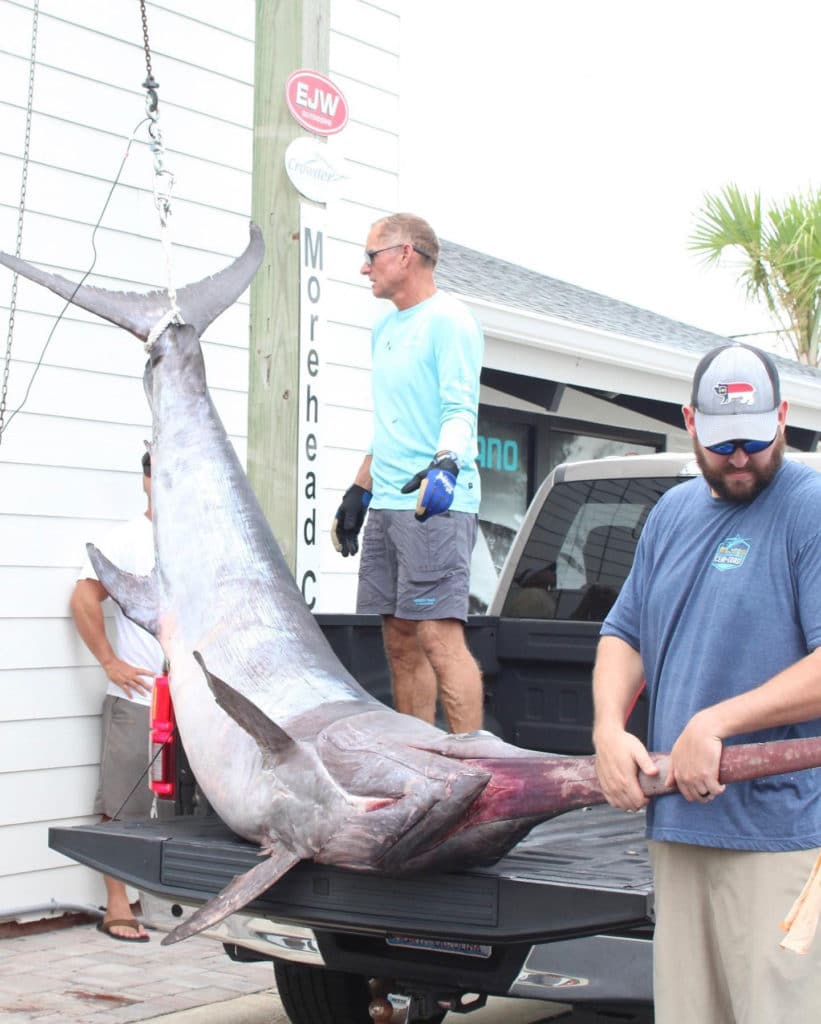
left=285, top=70, right=349, bottom=136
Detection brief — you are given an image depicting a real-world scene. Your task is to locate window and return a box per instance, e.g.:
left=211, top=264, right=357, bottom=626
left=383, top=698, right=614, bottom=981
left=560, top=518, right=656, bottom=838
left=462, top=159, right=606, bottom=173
left=502, top=476, right=685, bottom=621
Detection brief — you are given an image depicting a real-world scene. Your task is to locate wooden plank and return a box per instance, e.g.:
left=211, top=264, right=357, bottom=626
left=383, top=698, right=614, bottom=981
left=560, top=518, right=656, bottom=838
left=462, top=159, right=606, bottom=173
left=0, top=764, right=100, bottom=824
left=0, top=716, right=102, bottom=773
left=1, top=666, right=106, bottom=720
left=248, top=0, right=330, bottom=573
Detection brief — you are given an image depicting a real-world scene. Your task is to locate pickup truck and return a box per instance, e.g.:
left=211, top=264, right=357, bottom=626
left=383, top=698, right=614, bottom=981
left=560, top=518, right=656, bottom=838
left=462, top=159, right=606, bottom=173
left=53, top=450, right=813, bottom=1024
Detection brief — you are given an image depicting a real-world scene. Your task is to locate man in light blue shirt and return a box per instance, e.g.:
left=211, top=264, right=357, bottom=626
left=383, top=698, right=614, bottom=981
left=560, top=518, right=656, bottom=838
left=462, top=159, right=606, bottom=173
left=332, top=213, right=484, bottom=734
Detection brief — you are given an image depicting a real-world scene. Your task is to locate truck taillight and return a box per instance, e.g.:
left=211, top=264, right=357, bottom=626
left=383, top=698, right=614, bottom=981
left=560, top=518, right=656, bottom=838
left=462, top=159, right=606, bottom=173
left=150, top=674, right=176, bottom=798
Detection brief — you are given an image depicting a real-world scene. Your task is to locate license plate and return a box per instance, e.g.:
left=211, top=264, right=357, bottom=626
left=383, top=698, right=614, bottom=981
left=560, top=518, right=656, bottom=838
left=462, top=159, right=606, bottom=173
left=386, top=934, right=492, bottom=959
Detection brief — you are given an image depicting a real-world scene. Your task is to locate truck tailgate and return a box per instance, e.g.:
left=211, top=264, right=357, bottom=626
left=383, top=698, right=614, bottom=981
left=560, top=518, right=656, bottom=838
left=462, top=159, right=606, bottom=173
left=49, top=805, right=652, bottom=945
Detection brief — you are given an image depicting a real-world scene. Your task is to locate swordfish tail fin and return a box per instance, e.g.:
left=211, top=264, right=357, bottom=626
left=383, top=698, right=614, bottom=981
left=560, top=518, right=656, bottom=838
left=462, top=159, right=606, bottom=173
left=0, top=223, right=264, bottom=343
left=161, top=846, right=301, bottom=945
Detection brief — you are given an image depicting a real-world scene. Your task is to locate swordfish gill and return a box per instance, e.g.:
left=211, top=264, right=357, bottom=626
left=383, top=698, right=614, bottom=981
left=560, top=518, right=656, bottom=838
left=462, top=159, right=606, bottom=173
left=4, top=225, right=821, bottom=946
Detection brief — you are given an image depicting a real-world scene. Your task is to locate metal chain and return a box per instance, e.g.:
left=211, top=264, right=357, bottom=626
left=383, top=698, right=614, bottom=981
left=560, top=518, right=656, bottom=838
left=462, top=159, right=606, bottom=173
left=138, top=0, right=182, bottom=339
left=0, top=0, right=40, bottom=445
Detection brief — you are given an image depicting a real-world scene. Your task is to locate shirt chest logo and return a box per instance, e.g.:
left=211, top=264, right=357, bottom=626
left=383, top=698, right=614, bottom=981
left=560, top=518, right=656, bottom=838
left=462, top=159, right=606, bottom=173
left=711, top=534, right=751, bottom=572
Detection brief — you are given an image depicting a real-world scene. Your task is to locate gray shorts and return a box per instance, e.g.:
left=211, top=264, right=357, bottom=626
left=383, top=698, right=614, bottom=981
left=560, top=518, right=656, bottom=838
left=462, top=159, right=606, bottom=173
left=356, top=509, right=478, bottom=621
left=94, top=694, right=153, bottom=821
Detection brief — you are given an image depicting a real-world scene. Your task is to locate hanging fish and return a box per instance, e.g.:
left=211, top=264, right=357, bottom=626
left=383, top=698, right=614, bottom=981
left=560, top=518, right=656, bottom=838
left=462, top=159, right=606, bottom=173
left=4, top=227, right=821, bottom=947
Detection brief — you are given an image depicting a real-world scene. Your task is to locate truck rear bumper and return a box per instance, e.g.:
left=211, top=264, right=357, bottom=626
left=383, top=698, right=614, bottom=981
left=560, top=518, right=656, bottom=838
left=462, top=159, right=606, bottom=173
left=139, top=890, right=652, bottom=1005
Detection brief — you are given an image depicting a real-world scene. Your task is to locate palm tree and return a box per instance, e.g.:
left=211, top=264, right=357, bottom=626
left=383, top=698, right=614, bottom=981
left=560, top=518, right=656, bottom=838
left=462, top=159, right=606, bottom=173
left=690, top=184, right=821, bottom=365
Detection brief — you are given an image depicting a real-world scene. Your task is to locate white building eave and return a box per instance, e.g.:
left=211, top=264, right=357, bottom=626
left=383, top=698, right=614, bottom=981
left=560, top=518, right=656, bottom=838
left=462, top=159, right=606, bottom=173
left=458, top=295, right=821, bottom=435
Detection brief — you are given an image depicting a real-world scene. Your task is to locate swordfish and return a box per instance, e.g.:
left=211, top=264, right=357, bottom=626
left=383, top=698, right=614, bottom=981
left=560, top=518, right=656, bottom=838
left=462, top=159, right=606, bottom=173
left=4, top=225, right=821, bottom=946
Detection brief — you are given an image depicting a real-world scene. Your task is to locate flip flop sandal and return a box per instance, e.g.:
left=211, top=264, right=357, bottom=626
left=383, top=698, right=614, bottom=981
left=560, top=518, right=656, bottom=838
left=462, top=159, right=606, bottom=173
left=97, top=917, right=150, bottom=943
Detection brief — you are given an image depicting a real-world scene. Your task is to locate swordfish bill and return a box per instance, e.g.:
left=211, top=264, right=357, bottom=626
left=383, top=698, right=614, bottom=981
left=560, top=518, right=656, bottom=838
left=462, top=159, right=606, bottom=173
left=4, top=225, right=821, bottom=946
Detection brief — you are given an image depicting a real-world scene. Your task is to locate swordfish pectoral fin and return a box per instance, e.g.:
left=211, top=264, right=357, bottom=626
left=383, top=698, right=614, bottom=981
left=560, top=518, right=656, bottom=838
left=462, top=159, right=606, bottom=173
left=192, top=651, right=295, bottom=769
left=161, top=845, right=301, bottom=945
left=86, top=543, right=160, bottom=637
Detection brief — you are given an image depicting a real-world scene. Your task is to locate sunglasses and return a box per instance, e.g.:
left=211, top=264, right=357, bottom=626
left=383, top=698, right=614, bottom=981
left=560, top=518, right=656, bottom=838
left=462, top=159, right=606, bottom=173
left=705, top=437, right=775, bottom=456
left=363, top=243, right=432, bottom=266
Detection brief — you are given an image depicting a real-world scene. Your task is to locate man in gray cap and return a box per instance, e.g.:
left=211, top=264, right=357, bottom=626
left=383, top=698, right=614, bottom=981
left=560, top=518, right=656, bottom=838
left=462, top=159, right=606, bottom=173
left=592, top=343, right=821, bottom=1022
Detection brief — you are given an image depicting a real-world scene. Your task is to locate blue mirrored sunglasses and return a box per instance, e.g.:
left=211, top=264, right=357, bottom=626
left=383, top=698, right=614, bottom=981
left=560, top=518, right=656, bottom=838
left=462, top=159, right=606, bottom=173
left=705, top=437, right=775, bottom=456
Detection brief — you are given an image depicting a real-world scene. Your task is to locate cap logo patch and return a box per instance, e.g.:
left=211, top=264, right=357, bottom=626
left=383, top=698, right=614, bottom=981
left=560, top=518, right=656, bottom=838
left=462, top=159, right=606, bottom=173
left=714, top=381, right=755, bottom=406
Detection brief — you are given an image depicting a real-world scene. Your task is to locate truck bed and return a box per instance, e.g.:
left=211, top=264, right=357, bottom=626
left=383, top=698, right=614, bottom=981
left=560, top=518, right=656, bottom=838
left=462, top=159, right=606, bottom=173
left=49, top=804, right=652, bottom=946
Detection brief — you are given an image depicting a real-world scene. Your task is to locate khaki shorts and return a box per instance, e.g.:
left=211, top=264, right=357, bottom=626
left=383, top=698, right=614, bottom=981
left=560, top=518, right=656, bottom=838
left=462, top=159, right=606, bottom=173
left=94, top=694, right=153, bottom=821
left=649, top=840, right=821, bottom=1024
left=356, top=509, right=477, bottom=621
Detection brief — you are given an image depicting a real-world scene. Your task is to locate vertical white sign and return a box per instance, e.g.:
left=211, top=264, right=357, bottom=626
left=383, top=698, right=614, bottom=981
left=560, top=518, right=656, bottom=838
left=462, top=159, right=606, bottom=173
left=296, top=204, right=325, bottom=610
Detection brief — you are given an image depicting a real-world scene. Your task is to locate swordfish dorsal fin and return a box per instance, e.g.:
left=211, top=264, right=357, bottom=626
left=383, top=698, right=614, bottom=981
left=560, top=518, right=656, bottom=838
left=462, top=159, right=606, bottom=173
left=161, top=845, right=301, bottom=945
left=0, top=222, right=264, bottom=342
left=192, top=651, right=295, bottom=769
left=86, top=543, right=159, bottom=637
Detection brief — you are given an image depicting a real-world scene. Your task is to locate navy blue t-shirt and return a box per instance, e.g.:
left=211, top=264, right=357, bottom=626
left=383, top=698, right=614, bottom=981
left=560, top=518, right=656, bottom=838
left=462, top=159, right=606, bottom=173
left=603, top=459, right=821, bottom=850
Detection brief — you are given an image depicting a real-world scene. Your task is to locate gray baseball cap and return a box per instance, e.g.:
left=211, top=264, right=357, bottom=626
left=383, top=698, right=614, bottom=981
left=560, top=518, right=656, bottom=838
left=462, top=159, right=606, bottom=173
left=691, top=343, right=781, bottom=447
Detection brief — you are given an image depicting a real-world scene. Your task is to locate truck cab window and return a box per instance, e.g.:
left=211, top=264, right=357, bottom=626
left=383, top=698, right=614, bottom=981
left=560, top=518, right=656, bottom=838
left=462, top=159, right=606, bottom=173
left=503, top=476, right=684, bottom=621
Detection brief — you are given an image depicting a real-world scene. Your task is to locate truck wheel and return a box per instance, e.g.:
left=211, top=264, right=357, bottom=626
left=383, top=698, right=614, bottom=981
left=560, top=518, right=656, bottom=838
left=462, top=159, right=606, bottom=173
left=274, top=960, right=371, bottom=1024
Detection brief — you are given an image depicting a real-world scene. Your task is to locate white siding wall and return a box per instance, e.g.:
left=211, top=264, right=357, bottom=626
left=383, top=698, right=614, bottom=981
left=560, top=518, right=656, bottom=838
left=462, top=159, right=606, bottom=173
left=0, top=0, right=399, bottom=914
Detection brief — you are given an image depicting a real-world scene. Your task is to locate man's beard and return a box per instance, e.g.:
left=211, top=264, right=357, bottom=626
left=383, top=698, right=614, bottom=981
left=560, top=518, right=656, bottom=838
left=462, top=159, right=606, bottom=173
left=694, top=433, right=785, bottom=503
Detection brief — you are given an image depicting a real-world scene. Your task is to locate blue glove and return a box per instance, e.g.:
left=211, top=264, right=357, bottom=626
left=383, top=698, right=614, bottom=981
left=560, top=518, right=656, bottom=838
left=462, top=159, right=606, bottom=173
left=401, top=452, right=460, bottom=522
left=331, top=484, right=371, bottom=556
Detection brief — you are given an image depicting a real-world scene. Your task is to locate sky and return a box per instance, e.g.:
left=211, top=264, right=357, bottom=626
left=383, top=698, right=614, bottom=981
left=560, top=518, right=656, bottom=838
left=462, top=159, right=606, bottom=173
left=399, top=0, right=821, bottom=355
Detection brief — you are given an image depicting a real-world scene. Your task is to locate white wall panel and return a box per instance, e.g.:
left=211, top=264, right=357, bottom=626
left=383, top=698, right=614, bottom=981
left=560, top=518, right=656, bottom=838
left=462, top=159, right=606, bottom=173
left=331, top=32, right=400, bottom=92
left=0, top=617, right=87, bottom=671
left=0, top=716, right=101, bottom=773
left=330, top=0, right=399, bottom=49
left=42, top=0, right=254, bottom=77
left=0, top=0, right=400, bottom=914
left=323, top=321, right=372, bottom=370
left=3, top=817, right=101, bottom=876
left=0, top=764, right=99, bottom=825
left=0, top=515, right=119, bottom=568
left=0, top=568, right=82, bottom=618
left=1, top=363, right=247, bottom=437
left=0, top=863, right=105, bottom=912
left=1, top=464, right=151, bottom=518
left=1, top=667, right=106, bottom=720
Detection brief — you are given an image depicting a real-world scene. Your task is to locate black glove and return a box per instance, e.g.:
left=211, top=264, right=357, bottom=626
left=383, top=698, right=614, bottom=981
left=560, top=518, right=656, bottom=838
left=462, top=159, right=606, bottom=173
left=400, top=452, right=460, bottom=522
left=331, top=484, right=371, bottom=556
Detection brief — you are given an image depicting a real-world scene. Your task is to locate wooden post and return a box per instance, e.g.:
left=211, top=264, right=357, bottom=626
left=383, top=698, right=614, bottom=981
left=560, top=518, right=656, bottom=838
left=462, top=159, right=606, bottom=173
left=247, top=0, right=329, bottom=571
